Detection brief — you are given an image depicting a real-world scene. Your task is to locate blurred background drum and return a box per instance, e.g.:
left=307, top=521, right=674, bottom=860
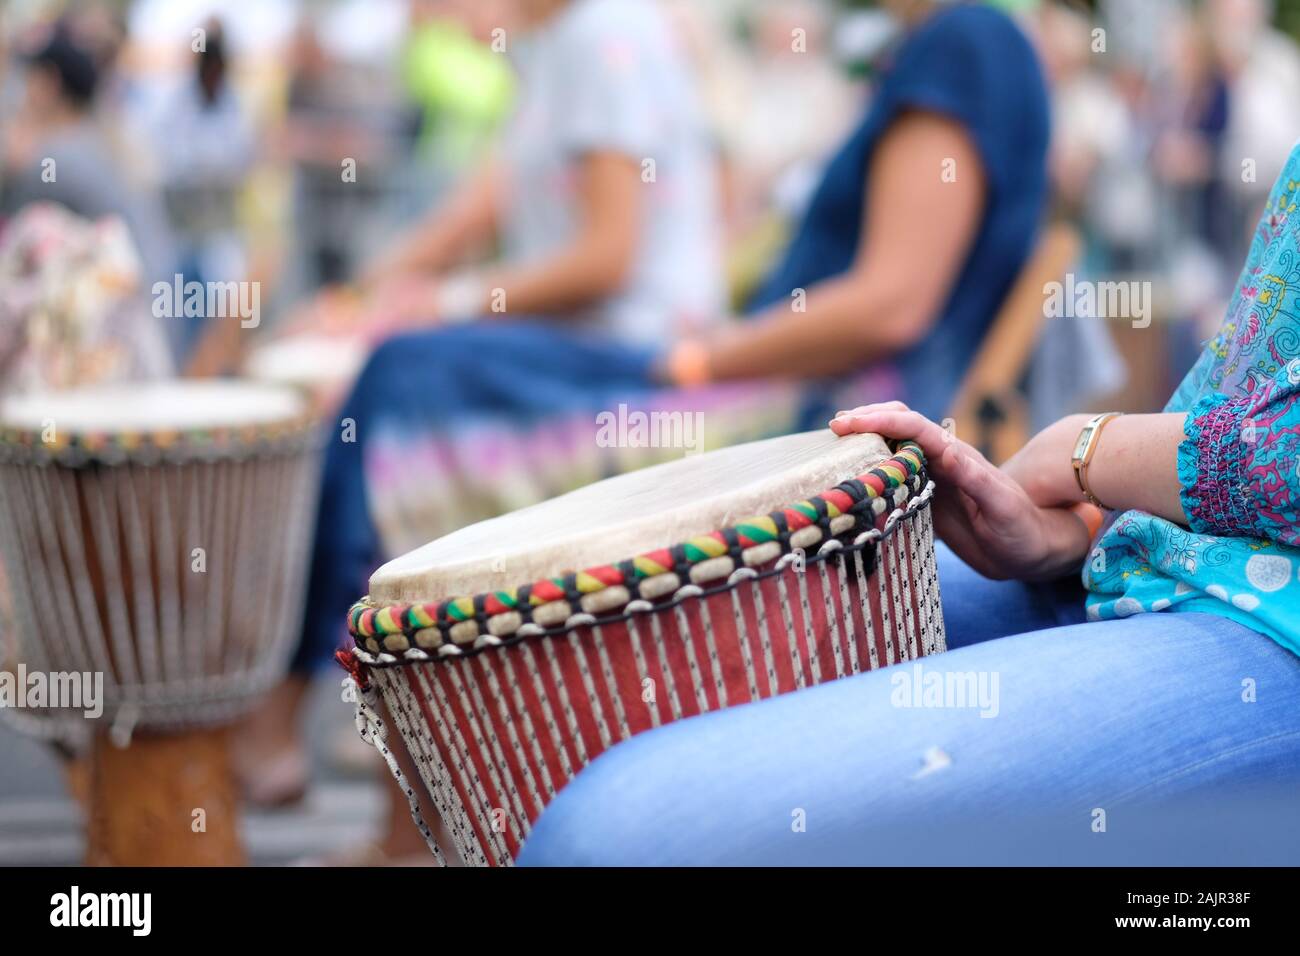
left=0, top=381, right=321, bottom=864
left=243, top=332, right=367, bottom=416
left=340, top=429, right=946, bottom=865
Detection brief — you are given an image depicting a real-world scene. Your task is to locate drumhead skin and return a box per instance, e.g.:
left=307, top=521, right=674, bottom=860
left=370, top=429, right=893, bottom=604
left=0, top=380, right=310, bottom=464
left=243, top=334, right=366, bottom=390
left=0, top=380, right=303, bottom=433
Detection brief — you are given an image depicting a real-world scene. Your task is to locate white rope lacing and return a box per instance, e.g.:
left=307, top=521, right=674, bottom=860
left=348, top=675, right=447, bottom=866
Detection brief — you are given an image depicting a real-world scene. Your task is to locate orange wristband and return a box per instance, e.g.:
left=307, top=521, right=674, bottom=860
left=665, top=339, right=712, bottom=388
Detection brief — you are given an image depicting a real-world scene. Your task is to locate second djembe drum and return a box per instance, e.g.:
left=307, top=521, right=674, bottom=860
left=0, top=381, right=320, bottom=864
left=340, top=429, right=946, bottom=866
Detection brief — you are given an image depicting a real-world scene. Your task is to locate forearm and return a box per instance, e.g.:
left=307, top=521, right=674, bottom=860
left=687, top=111, right=982, bottom=383
left=1088, top=414, right=1189, bottom=522
left=474, top=150, right=641, bottom=318
left=704, top=274, right=921, bottom=381
left=478, top=238, right=632, bottom=317
left=1007, top=413, right=1190, bottom=525
left=367, top=170, right=500, bottom=282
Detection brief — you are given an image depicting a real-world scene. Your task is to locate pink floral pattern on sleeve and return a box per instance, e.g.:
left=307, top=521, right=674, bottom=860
left=1180, top=364, right=1300, bottom=546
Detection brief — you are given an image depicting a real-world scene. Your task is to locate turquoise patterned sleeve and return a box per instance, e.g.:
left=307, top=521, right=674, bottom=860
left=1179, top=360, right=1300, bottom=546
left=1089, top=144, right=1300, bottom=653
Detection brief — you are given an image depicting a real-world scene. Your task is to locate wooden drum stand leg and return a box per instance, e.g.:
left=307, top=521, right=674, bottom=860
left=86, top=725, right=245, bottom=866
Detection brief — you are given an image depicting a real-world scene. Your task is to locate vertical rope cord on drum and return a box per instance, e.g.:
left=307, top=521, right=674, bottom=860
left=226, top=453, right=257, bottom=676
left=204, top=459, right=234, bottom=683
left=668, top=598, right=711, bottom=714
left=414, top=663, right=512, bottom=865
left=812, top=551, right=844, bottom=680
left=19, top=466, right=82, bottom=677
left=239, top=456, right=272, bottom=674
left=154, top=462, right=183, bottom=685
left=446, top=660, right=531, bottom=847
left=646, top=605, right=684, bottom=720
left=911, top=493, right=930, bottom=652
left=839, top=541, right=861, bottom=672
left=894, top=525, right=919, bottom=660
left=564, top=623, right=615, bottom=749
left=849, top=528, right=879, bottom=672
left=474, top=653, right=547, bottom=822
left=0, top=471, right=42, bottom=671
left=590, top=623, right=635, bottom=742
left=888, top=530, right=910, bottom=663
left=45, top=466, right=113, bottom=677
left=518, top=640, right=577, bottom=781
left=696, top=595, right=728, bottom=710
left=382, top=666, right=483, bottom=866
left=83, top=470, right=139, bottom=691
left=624, top=611, right=664, bottom=725
left=0, top=467, right=87, bottom=744
left=540, top=636, right=590, bottom=769
left=499, top=647, right=561, bottom=799
left=180, top=459, right=203, bottom=677
left=773, top=570, right=807, bottom=689
left=725, top=575, right=762, bottom=703
left=348, top=674, right=447, bottom=866
left=116, top=465, right=159, bottom=697
left=920, top=485, right=948, bottom=654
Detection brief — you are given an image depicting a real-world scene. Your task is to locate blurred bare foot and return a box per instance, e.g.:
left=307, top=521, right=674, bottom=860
left=292, top=839, right=439, bottom=867
left=231, top=675, right=311, bottom=808
left=379, top=765, right=442, bottom=860
left=293, top=768, right=450, bottom=866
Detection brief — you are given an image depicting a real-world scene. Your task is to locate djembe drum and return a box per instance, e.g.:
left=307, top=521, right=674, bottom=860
left=0, top=381, right=320, bottom=864
left=340, top=429, right=946, bottom=866
left=243, top=332, right=366, bottom=415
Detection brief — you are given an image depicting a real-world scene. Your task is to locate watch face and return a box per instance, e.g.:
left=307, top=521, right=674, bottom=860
left=1072, top=427, right=1094, bottom=460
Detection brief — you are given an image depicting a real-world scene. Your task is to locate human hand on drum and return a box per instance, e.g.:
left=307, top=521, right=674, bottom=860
left=278, top=285, right=366, bottom=338
left=830, top=402, right=1093, bottom=581
left=361, top=275, right=443, bottom=341
left=280, top=277, right=440, bottom=345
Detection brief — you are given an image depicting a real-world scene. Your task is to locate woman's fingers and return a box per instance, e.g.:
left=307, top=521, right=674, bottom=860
left=833, top=400, right=909, bottom=420
left=830, top=405, right=1045, bottom=573
left=830, top=407, right=959, bottom=465
left=929, top=503, right=992, bottom=573
left=941, top=443, right=1030, bottom=528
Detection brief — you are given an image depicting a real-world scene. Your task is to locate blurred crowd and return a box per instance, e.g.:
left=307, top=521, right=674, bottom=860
left=1, top=0, right=1298, bottom=403
left=3, top=0, right=1300, bottom=866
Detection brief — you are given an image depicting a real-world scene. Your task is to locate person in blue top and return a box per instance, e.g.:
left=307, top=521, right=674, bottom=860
left=658, top=0, right=1050, bottom=423
left=515, top=145, right=1300, bottom=868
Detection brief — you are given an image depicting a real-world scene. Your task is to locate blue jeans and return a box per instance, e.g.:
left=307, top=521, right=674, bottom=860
left=517, top=545, right=1300, bottom=865
left=291, top=322, right=658, bottom=672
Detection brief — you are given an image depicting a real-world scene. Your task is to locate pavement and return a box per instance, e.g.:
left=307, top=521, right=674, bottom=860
left=0, top=675, right=383, bottom=866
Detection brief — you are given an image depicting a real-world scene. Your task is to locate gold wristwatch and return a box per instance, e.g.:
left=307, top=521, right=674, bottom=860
left=1071, top=413, right=1123, bottom=510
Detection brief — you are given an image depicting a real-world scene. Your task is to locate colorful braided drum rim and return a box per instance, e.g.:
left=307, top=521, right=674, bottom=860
left=0, top=381, right=319, bottom=468
left=345, top=441, right=934, bottom=668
